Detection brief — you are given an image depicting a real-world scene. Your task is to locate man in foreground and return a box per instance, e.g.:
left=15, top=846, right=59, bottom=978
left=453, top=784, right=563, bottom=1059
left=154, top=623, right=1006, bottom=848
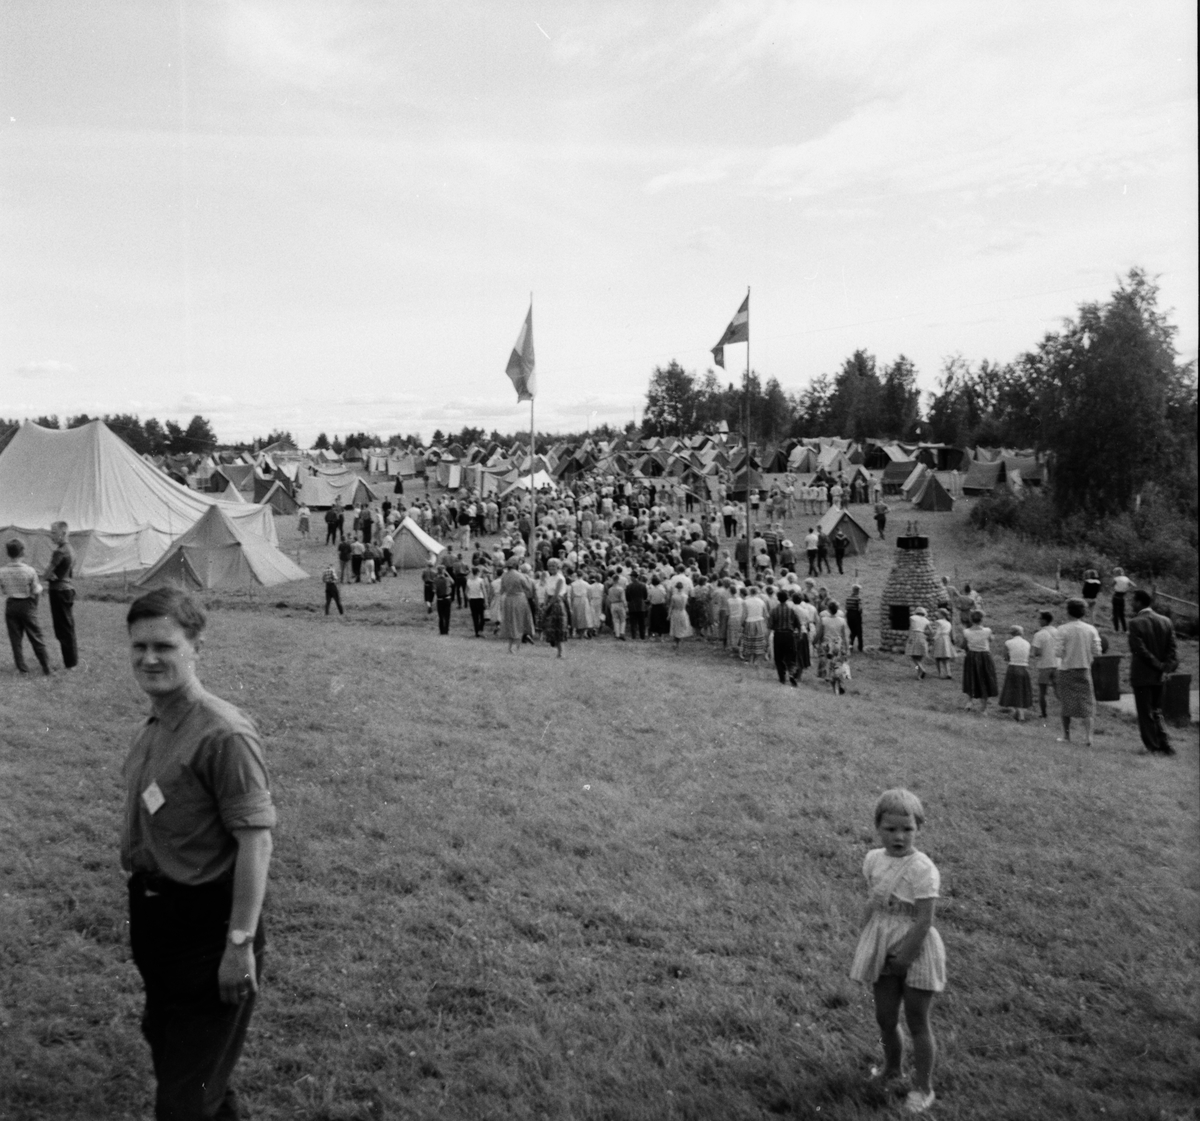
left=122, top=588, right=276, bottom=1119
left=1127, top=589, right=1178, bottom=756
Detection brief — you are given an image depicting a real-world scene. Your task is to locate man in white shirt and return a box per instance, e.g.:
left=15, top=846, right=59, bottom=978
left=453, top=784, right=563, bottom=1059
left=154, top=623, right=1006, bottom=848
left=1030, top=611, right=1059, bottom=720
left=1, top=539, right=51, bottom=675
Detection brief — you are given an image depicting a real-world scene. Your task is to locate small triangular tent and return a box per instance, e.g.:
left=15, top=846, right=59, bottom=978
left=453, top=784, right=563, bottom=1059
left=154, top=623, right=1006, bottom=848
left=257, top=480, right=300, bottom=515
left=135, top=505, right=308, bottom=591
left=392, top=516, right=446, bottom=569
left=816, top=507, right=871, bottom=555
left=911, top=474, right=955, bottom=511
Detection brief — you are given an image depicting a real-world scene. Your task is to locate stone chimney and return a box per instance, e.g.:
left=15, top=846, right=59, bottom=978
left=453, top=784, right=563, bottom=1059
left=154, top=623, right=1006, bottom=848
left=879, top=531, right=941, bottom=652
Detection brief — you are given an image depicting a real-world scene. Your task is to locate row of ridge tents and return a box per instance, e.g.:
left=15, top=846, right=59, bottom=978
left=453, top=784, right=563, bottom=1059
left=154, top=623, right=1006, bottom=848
left=0, top=421, right=444, bottom=589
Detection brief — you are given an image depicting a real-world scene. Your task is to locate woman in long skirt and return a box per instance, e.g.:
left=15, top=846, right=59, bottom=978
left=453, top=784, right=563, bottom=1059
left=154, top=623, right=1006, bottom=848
left=931, top=608, right=956, bottom=678
left=498, top=559, right=535, bottom=654
left=726, top=586, right=745, bottom=655
left=741, top=587, right=769, bottom=666
left=961, top=610, right=998, bottom=713
left=541, top=559, right=569, bottom=658
left=668, top=581, right=693, bottom=654
left=905, top=606, right=931, bottom=679
left=648, top=576, right=670, bottom=640
left=999, top=625, right=1034, bottom=721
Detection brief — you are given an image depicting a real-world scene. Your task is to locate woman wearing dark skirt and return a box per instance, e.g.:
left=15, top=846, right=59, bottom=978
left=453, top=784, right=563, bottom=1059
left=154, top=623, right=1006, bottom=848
left=999, top=625, right=1034, bottom=721
left=647, top=576, right=669, bottom=640
left=541, top=559, right=569, bottom=658
left=961, top=610, right=998, bottom=713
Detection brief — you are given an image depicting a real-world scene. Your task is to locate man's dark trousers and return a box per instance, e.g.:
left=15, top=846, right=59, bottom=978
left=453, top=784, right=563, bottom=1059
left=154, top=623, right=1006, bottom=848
left=129, top=875, right=264, bottom=1121
left=49, top=588, right=78, bottom=668
left=1133, top=684, right=1172, bottom=754
left=437, top=596, right=453, bottom=634
left=6, top=598, right=50, bottom=674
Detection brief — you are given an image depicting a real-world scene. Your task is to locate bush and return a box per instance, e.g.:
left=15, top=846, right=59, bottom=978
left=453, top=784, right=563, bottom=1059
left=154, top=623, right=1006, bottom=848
left=966, top=488, right=1197, bottom=595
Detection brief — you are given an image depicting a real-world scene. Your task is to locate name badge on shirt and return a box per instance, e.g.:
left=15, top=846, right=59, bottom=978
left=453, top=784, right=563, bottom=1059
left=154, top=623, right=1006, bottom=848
left=142, top=781, right=165, bottom=815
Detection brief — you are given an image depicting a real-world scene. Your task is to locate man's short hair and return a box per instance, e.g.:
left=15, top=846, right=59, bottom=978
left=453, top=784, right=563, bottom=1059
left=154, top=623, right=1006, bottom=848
left=1132, top=589, right=1153, bottom=610
left=127, top=587, right=207, bottom=640
left=6, top=539, right=25, bottom=558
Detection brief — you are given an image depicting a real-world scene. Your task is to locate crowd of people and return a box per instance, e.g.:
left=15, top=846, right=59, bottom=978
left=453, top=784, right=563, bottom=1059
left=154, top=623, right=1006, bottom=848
left=293, top=474, right=1185, bottom=757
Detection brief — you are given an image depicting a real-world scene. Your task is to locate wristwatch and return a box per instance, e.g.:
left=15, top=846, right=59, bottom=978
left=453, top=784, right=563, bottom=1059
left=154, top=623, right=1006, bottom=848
left=227, top=928, right=253, bottom=948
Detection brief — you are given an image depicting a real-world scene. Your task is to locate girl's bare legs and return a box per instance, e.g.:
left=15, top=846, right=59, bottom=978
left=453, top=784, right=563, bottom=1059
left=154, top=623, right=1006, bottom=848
left=903, top=988, right=937, bottom=1095
left=872, top=976, right=905, bottom=1079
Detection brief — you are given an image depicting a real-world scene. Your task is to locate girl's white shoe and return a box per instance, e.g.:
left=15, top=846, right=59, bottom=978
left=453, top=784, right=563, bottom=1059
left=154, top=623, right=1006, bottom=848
left=905, top=1089, right=936, bottom=1113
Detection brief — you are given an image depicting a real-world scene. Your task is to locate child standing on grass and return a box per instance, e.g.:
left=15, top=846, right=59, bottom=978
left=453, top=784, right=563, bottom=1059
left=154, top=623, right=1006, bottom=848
left=850, top=789, right=945, bottom=1114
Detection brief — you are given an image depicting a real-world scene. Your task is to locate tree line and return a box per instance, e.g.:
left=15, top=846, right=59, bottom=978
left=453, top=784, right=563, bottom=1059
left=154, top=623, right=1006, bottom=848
left=643, top=269, right=1196, bottom=525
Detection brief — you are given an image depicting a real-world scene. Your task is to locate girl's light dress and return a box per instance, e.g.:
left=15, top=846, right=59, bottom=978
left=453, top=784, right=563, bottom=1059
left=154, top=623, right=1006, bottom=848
left=850, top=849, right=946, bottom=992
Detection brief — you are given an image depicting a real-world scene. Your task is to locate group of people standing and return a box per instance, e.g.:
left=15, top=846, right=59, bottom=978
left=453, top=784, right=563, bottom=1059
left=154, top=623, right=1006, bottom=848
left=901, top=575, right=1180, bottom=756
left=1, top=521, right=79, bottom=675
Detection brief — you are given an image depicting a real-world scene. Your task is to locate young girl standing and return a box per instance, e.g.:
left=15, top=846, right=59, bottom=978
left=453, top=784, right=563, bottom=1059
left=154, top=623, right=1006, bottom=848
left=850, top=789, right=945, bottom=1114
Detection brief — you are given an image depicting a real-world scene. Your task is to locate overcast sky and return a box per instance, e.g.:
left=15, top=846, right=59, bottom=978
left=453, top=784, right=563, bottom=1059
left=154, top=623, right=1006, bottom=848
left=2, top=1, right=1196, bottom=445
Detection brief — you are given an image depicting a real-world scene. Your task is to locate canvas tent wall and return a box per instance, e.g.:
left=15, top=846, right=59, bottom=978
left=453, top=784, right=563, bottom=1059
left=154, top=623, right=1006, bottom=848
left=881, top=459, right=918, bottom=494
left=816, top=507, right=871, bottom=555
left=293, top=470, right=378, bottom=508
left=901, top=463, right=930, bottom=500
left=392, top=516, right=446, bottom=569
left=0, top=420, right=277, bottom=575
left=136, top=505, right=308, bottom=591
left=961, top=459, right=1005, bottom=495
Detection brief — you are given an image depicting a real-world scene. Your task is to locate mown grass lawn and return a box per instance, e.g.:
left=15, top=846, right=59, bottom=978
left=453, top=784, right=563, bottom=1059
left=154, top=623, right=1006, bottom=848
left=2, top=505, right=1197, bottom=1120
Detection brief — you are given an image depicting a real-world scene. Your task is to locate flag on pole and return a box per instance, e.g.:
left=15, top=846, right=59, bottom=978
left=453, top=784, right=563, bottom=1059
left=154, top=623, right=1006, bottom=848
left=505, top=303, right=537, bottom=401
left=711, top=294, right=749, bottom=369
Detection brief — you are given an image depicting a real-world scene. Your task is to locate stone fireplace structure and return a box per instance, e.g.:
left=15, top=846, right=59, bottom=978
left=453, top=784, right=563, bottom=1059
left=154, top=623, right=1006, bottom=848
left=879, top=532, right=942, bottom=652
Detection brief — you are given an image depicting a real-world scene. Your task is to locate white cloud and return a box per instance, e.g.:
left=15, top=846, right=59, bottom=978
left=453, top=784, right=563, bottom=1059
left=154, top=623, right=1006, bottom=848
left=13, top=359, right=77, bottom=379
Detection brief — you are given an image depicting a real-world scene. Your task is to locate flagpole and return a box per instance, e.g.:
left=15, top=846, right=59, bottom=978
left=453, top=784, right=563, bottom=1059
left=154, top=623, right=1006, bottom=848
left=527, top=292, right=535, bottom=565
left=744, top=285, right=751, bottom=580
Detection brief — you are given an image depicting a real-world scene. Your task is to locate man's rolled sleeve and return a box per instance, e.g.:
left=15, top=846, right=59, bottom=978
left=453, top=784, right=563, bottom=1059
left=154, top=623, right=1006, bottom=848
left=209, top=733, right=277, bottom=832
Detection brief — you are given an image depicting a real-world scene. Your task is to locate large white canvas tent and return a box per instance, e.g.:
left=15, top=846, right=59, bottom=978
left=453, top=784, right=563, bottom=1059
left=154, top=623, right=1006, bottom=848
left=136, top=505, right=308, bottom=591
left=0, top=421, right=277, bottom=575
left=392, top=516, right=446, bottom=569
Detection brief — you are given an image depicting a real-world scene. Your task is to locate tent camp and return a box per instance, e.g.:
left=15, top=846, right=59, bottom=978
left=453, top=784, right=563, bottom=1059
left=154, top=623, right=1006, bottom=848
left=392, top=516, right=446, bottom=569
left=816, top=507, right=872, bottom=555
left=135, top=505, right=308, bottom=591
left=0, top=420, right=277, bottom=575
left=911, top=474, right=955, bottom=511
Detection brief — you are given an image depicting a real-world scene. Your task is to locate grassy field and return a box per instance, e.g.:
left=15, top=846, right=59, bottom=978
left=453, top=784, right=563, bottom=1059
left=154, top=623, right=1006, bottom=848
left=2, top=496, right=1197, bottom=1120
